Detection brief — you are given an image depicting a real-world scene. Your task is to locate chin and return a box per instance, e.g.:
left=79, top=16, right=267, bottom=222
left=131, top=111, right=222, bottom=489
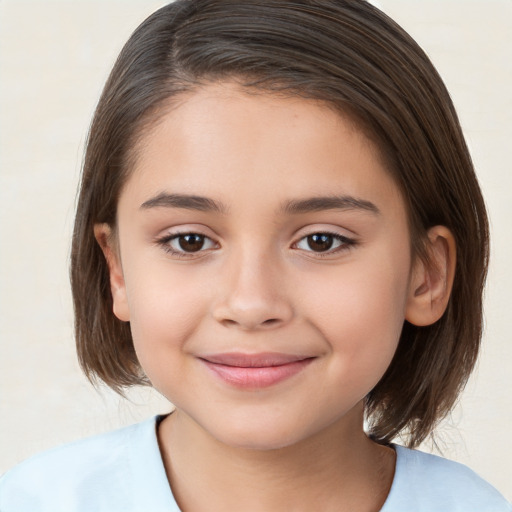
left=215, top=427, right=305, bottom=452
left=204, top=410, right=326, bottom=452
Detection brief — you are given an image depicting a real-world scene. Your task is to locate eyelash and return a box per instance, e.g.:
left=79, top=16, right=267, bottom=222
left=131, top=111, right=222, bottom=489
left=155, top=232, right=218, bottom=259
left=294, top=231, right=356, bottom=258
left=155, top=230, right=357, bottom=259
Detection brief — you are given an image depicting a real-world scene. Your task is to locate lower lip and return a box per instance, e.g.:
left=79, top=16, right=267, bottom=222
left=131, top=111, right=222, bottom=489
left=201, top=359, right=314, bottom=389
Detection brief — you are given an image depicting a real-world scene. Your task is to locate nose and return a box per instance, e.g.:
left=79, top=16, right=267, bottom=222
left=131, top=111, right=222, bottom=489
left=211, top=248, right=294, bottom=331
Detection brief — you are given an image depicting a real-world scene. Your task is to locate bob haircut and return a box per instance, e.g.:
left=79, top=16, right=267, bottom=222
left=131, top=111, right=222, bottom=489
left=71, top=0, right=489, bottom=448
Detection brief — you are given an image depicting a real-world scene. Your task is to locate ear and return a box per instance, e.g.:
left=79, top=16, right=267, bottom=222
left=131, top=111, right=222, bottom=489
left=405, top=226, right=456, bottom=327
left=94, top=223, right=130, bottom=322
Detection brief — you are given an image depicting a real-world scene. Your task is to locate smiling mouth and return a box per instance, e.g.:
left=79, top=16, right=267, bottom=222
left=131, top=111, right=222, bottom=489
left=199, top=352, right=316, bottom=388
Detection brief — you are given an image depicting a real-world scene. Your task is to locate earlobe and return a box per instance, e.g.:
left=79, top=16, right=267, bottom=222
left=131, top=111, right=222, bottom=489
left=405, top=226, right=456, bottom=327
left=94, top=223, right=130, bottom=322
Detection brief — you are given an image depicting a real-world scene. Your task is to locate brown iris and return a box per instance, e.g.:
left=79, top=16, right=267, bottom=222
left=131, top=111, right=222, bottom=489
left=178, top=234, right=205, bottom=252
left=307, top=234, right=334, bottom=252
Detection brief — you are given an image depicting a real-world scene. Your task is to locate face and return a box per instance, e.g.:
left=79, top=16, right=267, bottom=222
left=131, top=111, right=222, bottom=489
left=105, top=82, right=419, bottom=450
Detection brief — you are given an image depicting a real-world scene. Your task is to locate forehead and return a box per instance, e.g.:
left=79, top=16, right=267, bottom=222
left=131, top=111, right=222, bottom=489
left=120, top=82, right=405, bottom=220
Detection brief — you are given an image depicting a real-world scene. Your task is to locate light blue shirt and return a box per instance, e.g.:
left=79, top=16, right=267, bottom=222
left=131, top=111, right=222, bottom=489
left=1, top=416, right=510, bottom=511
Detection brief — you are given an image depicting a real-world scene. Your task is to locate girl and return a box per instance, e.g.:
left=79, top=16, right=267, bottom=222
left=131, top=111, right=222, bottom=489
left=1, top=0, right=510, bottom=510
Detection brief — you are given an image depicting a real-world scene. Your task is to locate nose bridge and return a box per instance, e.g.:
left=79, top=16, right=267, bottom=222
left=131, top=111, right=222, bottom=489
left=212, top=240, right=293, bottom=330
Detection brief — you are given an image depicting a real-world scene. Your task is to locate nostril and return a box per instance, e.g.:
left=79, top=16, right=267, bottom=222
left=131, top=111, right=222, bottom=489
left=220, top=317, right=281, bottom=329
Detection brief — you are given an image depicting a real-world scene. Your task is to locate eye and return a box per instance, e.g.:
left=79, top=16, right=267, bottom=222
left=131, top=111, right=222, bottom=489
left=294, top=232, right=355, bottom=255
left=157, top=232, right=217, bottom=257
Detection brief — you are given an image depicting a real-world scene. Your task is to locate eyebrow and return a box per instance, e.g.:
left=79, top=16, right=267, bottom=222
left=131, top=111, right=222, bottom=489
left=281, top=195, right=380, bottom=215
left=140, top=192, right=380, bottom=216
left=140, top=193, right=228, bottom=214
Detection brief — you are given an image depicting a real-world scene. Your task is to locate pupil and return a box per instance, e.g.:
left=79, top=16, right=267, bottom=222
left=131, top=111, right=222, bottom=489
left=179, top=234, right=204, bottom=252
left=308, top=234, right=333, bottom=252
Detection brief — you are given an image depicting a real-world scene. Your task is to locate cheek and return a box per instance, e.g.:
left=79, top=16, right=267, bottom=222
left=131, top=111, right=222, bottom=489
left=121, top=258, right=208, bottom=372
left=302, top=254, right=410, bottom=385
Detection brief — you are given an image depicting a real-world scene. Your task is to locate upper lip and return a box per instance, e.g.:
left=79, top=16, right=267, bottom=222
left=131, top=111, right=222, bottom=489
left=199, top=352, right=314, bottom=368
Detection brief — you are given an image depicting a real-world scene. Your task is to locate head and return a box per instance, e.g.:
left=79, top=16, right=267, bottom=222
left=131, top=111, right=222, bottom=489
left=71, top=0, right=489, bottom=448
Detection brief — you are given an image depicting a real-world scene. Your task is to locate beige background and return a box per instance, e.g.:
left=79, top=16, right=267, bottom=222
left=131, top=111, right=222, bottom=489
left=0, top=0, right=511, bottom=500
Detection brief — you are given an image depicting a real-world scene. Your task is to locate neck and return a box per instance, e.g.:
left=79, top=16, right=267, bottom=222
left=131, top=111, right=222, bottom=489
left=157, top=404, right=395, bottom=512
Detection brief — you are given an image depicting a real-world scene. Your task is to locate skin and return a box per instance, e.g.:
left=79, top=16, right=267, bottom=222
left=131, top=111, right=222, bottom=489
left=96, top=82, right=455, bottom=511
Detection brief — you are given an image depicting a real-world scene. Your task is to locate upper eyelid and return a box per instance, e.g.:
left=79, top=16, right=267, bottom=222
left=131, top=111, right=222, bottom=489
left=157, top=231, right=217, bottom=246
left=154, top=224, right=358, bottom=245
left=295, top=231, right=352, bottom=242
left=156, top=225, right=356, bottom=242
left=291, top=225, right=356, bottom=245
left=294, top=228, right=352, bottom=239
left=293, top=222, right=357, bottom=238
left=156, top=224, right=217, bottom=240
left=156, top=230, right=355, bottom=256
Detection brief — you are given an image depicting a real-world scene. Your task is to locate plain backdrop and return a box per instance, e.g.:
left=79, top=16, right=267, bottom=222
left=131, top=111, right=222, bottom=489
left=0, top=0, right=511, bottom=500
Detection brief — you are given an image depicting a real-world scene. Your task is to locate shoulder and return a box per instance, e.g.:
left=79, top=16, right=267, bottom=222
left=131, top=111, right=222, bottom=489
left=0, top=417, right=169, bottom=512
left=382, top=445, right=511, bottom=512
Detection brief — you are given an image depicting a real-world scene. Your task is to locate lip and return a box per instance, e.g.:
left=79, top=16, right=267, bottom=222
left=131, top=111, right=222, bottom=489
left=199, top=352, right=315, bottom=389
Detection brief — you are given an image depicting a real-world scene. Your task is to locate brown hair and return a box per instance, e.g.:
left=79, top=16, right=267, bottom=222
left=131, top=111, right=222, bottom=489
left=71, top=0, right=489, bottom=448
